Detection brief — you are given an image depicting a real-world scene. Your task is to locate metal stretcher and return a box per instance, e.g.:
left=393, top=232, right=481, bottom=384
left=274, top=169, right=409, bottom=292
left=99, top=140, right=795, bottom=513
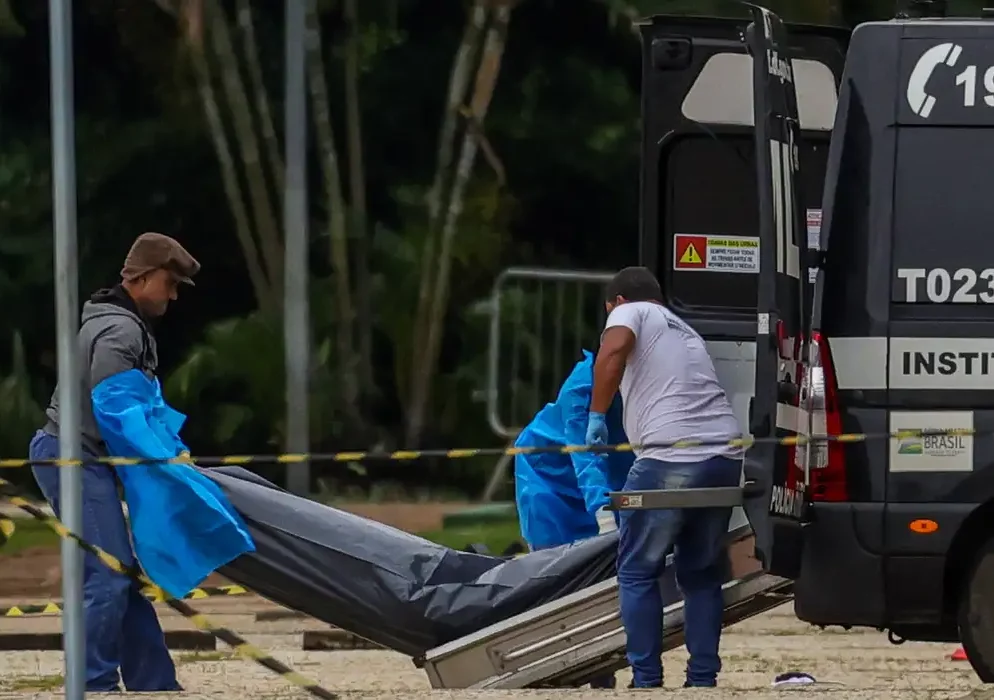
left=416, top=486, right=792, bottom=689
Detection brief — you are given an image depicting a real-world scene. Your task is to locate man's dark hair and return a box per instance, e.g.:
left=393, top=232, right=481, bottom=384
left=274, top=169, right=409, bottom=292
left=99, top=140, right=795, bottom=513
left=605, top=266, right=663, bottom=303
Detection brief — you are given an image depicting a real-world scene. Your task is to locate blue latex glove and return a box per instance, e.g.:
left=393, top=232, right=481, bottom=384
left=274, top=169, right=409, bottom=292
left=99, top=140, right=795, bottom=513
left=585, top=411, right=609, bottom=446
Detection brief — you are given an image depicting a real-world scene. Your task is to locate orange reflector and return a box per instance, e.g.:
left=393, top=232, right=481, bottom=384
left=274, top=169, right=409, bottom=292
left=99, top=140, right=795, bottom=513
left=909, top=519, right=939, bottom=534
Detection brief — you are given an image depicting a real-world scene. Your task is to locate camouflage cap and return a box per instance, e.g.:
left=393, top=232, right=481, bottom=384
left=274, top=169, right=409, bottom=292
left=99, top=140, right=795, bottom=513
left=120, top=232, right=200, bottom=286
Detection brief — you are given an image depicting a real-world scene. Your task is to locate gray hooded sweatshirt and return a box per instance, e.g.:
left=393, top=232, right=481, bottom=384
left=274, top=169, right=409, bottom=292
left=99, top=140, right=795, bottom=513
left=44, top=286, right=158, bottom=456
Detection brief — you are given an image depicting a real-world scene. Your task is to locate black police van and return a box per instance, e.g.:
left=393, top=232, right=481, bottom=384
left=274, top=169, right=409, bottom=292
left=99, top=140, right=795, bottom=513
left=638, top=2, right=994, bottom=681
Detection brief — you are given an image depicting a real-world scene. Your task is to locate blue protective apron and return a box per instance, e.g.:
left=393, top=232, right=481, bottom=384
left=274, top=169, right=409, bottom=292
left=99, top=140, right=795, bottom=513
left=91, top=369, right=255, bottom=597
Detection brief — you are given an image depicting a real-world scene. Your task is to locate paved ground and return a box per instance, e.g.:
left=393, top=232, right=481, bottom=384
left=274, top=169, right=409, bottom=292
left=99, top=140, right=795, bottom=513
left=0, top=597, right=985, bottom=699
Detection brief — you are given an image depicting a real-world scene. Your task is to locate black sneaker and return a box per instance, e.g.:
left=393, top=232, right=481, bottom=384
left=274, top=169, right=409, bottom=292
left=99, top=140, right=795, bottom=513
left=628, top=680, right=663, bottom=689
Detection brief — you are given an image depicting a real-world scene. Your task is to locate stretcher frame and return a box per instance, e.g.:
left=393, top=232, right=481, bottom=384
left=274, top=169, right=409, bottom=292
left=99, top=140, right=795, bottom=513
left=417, top=486, right=792, bottom=689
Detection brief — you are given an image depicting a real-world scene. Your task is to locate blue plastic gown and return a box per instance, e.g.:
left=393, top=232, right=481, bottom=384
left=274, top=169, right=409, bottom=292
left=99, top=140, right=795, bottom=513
left=91, top=369, right=255, bottom=598
left=514, top=351, right=633, bottom=550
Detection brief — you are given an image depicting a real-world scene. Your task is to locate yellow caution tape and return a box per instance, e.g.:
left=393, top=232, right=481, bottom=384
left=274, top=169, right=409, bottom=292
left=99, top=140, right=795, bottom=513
left=0, top=515, right=14, bottom=547
left=0, top=583, right=249, bottom=617
left=0, top=477, right=337, bottom=700
left=143, top=583, right=248, bottom=603
left=0, top=427, right=980, bottom=468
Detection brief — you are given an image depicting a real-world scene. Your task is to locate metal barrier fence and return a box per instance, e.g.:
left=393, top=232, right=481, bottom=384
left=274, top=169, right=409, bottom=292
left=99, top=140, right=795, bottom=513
left=485, top=267, right=614, bottom=440
left=479, top=267, right=613, bottom=502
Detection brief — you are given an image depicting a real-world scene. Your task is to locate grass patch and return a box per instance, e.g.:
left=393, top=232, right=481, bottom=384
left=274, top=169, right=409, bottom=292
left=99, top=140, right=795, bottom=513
left=0, top=517, right=60, bottom=556
left=177, top=650, right=236, bottom=664
left=4, top=674, right=64, bottom=691
left=419, top=519, right=523, bottom=555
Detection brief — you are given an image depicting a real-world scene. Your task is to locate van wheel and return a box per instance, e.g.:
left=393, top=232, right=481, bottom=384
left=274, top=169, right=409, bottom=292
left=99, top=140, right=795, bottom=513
left=958, top=535, right=994, bottom=682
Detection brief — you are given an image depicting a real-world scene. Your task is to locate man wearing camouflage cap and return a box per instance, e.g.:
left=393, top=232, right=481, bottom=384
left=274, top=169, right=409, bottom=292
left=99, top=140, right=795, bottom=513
left=28, top=233, right=199, bottom=692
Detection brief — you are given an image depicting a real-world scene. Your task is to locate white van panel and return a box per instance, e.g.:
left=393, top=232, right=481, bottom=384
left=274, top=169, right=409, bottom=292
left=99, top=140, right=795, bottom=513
left=707, top=339, right=758, bottom=436
left=706, top=339, right=758, bottom=532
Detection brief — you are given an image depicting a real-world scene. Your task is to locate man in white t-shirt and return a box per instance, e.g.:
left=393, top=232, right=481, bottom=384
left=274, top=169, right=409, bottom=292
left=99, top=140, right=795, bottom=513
left=585, top=266, right=743, bottom=689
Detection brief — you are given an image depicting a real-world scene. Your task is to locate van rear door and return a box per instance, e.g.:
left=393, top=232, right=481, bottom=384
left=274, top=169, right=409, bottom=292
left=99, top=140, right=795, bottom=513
left=742, top=5, right=815, bottom=578
left=637, top=7, right=846, bottom=576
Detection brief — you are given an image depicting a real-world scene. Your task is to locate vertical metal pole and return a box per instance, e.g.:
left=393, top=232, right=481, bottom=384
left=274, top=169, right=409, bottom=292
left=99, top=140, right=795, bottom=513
left=49, top=0, right=85, bottom=696
left=284, top=0, right=310, bottom=495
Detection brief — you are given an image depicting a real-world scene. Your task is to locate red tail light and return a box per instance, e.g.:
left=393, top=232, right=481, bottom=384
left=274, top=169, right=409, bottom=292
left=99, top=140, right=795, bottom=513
left=800, top=332, right=849, bottom=502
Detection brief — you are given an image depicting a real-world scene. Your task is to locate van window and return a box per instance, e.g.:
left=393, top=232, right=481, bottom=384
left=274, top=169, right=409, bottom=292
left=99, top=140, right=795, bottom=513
left=682, top=54, right=838, bottom=131
left=661, top=134, right=830, bottom=312
left=891, top=128, right=994, bottom=311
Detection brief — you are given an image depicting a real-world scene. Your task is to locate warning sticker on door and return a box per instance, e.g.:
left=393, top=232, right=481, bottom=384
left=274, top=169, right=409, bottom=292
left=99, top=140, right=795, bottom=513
left=673, top=234, right=759, bottom=274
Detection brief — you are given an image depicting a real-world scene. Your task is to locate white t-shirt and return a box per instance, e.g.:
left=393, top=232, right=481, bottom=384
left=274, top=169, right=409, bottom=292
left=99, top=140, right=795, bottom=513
left=602, top=301, right=742, bottom=462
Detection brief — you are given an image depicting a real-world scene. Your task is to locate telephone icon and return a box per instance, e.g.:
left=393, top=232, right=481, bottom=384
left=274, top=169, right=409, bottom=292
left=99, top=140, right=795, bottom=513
left=907, top=42, right=963, bottom=118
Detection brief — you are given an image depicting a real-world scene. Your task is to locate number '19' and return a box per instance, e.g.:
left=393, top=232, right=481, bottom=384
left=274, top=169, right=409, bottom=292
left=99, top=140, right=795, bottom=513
left=954, top=65, right=994, bottom=107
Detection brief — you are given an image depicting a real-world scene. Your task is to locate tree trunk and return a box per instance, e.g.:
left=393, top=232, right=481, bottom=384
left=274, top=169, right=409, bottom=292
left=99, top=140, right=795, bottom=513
left=234, top=0, right=284, bottom=197
left=406, top=0, right=488, bottom=405
left=182, top=0, right=274, bottom=312
left=404, top=1, right=513, bottom=446
left=343, top=0, right=375, bottom=396
left=206, top=0, right=285, bottom=299
left=425, top=0, right=488, bottom=232
left=305, top=0, right=360, bottom=410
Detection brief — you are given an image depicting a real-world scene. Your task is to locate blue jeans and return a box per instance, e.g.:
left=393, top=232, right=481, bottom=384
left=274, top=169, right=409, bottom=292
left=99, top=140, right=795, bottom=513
left=617, top=455, right=740, bottom=688
left=29, top=430, right=179, bottom=692
left=529, top=541, right=616, bottom=690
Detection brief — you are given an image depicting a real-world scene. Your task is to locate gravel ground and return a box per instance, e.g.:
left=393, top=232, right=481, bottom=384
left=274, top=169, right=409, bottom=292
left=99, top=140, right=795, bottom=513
left=0, top=602, right=987, bottom=700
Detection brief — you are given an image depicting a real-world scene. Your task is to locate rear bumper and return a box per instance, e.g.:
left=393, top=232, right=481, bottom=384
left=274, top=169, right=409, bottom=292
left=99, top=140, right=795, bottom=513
left=793, top=504, right=887, bottom=627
